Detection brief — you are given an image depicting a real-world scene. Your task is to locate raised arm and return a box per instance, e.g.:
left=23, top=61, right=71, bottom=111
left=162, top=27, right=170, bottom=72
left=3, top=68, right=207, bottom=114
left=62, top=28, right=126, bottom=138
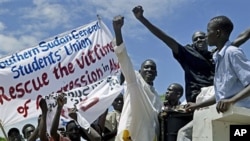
left=231, top=28, right=250, bottom=47
left=113, top=15, right=137, bottom=84
left=50, top=94, right=66, bottom=141
left=132, top=5, right=182, bottom=54
left=39, top=99, right=48, bottom=141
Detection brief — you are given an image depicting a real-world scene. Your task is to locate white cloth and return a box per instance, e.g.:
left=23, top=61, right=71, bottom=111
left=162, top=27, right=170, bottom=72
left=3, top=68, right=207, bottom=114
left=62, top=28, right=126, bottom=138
left=177, top=86, right=215, bottom=141
left=113, top=42, right=162, bottom=141
left=196, top=86, right=215, bottom=104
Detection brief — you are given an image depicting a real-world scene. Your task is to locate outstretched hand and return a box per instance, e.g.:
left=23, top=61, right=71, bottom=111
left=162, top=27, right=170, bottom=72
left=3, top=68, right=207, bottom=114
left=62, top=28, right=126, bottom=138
left=132, top=5, right=144, bottom=20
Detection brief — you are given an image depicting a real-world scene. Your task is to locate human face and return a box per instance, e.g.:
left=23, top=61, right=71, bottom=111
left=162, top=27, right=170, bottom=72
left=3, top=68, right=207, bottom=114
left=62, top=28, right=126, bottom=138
left=66, top=122, right=81, bottom=140
left=8, top=131, right=22, bottom=141
left=192, top=32, right=208, bottom=52
left=24, top=126, right=35, bottom=139
left=165, top=84, right=180, bottom=102
left=140, top=60, right=157, bottom=84
left=113, top=96, right=123, bottom=112
left=207, top=22, right=218, bottom=47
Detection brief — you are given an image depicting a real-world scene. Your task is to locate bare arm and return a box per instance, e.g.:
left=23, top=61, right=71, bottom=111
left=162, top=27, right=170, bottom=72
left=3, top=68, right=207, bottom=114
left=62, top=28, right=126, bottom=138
left=39, top=99, right=48, bottom=141
left=185, top=95, right=216, bottom=112
left=132, top=5, right=182, bottom=54
left=113, top=15, right=137, bottom=84
left=216, top=85, right=250, bottom=113
left=230, top=85, right=250, bottom=103
left=231, top=28, right=250, bottom=47
left=50, top=94, right=66, bottom=141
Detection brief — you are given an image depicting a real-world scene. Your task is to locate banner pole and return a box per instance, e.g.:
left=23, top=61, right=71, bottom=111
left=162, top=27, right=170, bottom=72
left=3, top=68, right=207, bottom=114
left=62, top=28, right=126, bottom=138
left=96, top=14, right=101, bottom=21
left=0, top=120, right=9, bottom=141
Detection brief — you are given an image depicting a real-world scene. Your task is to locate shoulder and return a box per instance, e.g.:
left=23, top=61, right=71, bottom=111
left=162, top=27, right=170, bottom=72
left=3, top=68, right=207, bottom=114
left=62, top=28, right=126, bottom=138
left=226, top=46, right=244, bottom=56
left=184, top=44, right=195, bottom=49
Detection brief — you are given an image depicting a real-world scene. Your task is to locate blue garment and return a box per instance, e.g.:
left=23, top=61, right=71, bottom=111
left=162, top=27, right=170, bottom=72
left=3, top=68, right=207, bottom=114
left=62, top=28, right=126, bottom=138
left=213, top=41, right=250, bottom=108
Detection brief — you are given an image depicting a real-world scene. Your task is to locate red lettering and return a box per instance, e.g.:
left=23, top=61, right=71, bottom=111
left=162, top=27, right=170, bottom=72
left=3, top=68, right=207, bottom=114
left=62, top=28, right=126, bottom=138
left=24, top=81, right=32, bottom=94
left=0, top=72, right=49, bottom=104
left=53, top=62, right=75, bottom=79
left=32, top=73, right=49, bottom=91
left=36, top=95, right=42, bottom=109
left=0, top=87, right=11, bottom=105
left=16, top=83, right=25, bottom=98
left=9, top=86, right=16, bottom=99
left=17, top=99, right=31, bottom=117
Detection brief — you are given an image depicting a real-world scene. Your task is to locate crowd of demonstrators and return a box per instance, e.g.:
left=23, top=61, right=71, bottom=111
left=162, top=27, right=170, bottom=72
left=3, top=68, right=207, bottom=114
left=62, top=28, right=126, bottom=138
left=50, top=94, right=102, bottom=141
left=132, top=5, right=250, bottom=103
left=112, top=15, right=162, bottom=141
left=3, top=6, right=250, bottom=141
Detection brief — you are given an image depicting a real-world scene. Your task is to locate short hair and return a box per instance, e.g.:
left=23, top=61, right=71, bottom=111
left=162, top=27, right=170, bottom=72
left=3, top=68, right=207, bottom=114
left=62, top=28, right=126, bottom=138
left=192, top=31, right=206, bottom=41
left=8, top=128, right=20, bottom=137
left=171, top=83, right=184, bottom=96
left=141, top=59, right=156, bottom=68
left=116, top=93, right=123, bottom=99
left=22, top=124, right=35, bottom=137
left=66, top=120, right=79, bottom=131
left=209, top=15, right=233, bottom=35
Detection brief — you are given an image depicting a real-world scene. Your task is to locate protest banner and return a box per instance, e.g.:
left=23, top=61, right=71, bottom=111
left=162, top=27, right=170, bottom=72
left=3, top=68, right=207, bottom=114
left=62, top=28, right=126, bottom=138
left=0, top=19, right=119, bottom=127
left=45, top=75, right=123, bottom=130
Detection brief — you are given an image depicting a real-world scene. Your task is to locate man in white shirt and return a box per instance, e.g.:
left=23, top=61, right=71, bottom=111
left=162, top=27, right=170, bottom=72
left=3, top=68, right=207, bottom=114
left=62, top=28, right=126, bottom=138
left=112, top=15, right=162, bottom=141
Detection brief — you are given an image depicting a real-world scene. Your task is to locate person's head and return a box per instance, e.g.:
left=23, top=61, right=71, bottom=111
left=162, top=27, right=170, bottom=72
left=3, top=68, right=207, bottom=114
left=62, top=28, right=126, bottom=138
left=165, top=83, right=183, bottom=105
left=22, top=124, right=35, bottom=139
left=139, top=59, right=157, bottom=86
left=8, top=128, right=23, bottom=141
left=207, top=15, right=233, bottom=49
left=65, top=120, right=81, bottom=141
left=112, top=94, right=124, bottom=112
left=192, top=31, right=208, bottom=53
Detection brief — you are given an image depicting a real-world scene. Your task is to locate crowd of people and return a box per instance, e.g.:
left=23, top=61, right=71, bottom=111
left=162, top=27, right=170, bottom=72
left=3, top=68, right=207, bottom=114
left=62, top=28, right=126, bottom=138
left=3, top=5, right=250, bottom=141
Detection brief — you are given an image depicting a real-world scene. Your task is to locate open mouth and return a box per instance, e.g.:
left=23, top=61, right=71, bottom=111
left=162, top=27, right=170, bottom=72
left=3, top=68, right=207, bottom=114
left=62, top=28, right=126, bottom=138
left=197, top=42, right=205, bottom=47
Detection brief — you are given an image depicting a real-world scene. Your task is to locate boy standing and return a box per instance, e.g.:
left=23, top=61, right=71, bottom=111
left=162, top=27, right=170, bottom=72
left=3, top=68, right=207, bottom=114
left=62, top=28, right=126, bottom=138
left=186, top=15, right=250, bottom=113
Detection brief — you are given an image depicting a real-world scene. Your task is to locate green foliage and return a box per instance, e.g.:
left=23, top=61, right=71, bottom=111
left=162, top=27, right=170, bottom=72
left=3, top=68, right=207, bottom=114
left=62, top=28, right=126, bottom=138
left=0, top=137, right=6, bottom=141
left=160, top=94, right=165, bottom=102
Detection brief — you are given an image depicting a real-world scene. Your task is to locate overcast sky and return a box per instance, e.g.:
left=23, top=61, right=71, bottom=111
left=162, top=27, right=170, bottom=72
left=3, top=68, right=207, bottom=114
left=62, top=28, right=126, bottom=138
left=0, top=0, right=250, bottom=136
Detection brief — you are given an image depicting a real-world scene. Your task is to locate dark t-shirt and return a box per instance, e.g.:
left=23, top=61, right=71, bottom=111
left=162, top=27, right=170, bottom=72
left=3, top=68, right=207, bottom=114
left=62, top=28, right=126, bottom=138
left=173, top=44, right=215, bottom=102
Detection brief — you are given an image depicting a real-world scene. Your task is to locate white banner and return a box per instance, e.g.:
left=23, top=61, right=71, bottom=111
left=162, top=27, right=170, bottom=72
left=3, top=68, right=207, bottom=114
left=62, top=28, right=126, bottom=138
left=0, top=19, right=119, bottom=127
left=45, top=75, right=123, bottom=130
